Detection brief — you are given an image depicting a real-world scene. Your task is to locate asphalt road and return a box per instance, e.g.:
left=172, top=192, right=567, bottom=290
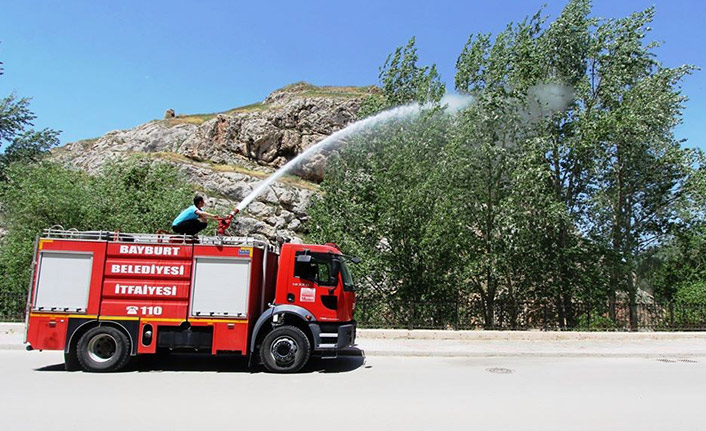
left=0, top=351, right=703, bottom=431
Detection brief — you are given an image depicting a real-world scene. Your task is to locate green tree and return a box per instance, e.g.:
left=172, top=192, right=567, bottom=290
left=585, top=8, right=699, bottom=329
left=529, top=0, right=603, bottom=326
left=450, top=5, right=593, bottom=327
left=309, top=37, right=453, bottom=327
left=359, top=37, right=445, bottom=118
left=309, top=113, right=458, bottom=327
left=435, top=93, right=526, bottom=328
left=0, top=56, right=61, bottom=180
left=452, top=0, right=699, bottom=329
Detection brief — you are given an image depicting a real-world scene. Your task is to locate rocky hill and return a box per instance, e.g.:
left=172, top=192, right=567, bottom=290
left=52, top=82, right=378, bottom=243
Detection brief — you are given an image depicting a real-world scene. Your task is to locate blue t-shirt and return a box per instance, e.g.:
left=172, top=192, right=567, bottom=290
left=172, top=205, right=199, bottom=226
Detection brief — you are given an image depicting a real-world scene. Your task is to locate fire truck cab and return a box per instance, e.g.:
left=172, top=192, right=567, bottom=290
left=25, top=228, right=357, bottom=373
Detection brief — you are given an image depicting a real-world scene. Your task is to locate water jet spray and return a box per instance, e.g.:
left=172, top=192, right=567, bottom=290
left=216, top=94, right=473, bottom=234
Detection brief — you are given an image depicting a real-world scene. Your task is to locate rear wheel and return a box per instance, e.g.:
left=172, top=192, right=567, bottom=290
left=260, top=325, right=311, bottom=373
left=76, top=326, right=131, bottom=372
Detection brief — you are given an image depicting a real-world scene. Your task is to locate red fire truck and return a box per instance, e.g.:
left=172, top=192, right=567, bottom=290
left=25, top=228, right=358, bottom=373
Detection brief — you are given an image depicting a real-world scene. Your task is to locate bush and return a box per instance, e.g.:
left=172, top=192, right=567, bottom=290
left=672, top=282, right=706, bottom=328
left=674, top=282, right=706, bottom=304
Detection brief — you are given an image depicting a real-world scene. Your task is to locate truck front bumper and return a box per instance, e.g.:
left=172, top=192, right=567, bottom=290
left=310, top=320, right=357, bottom=351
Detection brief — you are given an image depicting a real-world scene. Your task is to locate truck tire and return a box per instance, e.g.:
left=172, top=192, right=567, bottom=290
left=260, top=325, right=311, bottom=373
left=76, top=326, right=131, bottom=372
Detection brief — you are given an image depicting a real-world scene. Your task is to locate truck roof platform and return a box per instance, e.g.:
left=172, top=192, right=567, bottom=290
left=40, top=227, right=276, bottom=251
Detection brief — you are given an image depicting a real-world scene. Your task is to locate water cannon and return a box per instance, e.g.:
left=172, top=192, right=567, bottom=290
left=217, top=208, right=240, bottom=235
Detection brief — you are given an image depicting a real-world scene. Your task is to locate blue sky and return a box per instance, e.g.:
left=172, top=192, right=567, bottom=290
left=1, top=0, right=704, bottom=148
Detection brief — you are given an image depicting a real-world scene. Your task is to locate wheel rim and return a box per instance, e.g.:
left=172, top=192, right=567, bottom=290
left=87, top=333, right=117, bottom=363
left=271, top=336, right=298, bottom=365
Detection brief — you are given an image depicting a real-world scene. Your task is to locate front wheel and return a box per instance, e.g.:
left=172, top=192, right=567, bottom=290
left=76, top=326, right=131, bottom=372
left=260, top=325, right=311, bottom=373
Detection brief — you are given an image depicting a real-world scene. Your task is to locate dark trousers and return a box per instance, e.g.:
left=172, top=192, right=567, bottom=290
left=172, top=219, right=207, bottom=236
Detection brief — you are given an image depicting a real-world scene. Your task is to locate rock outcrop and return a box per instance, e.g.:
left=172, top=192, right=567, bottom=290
left=54, top=122, right=198, bottom=174
left=176, top=83, right=374, bottom=181
left=52, top=82, right=376, bottom=244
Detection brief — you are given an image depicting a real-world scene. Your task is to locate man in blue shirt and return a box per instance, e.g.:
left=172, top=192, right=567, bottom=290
left=172, top=195, right=220, bottom=236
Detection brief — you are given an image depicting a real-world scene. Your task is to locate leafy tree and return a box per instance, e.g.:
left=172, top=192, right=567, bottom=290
left=309, top=113, right=458, bottom=327
left=0, top=162, right=87, bottom=318
left=452, top=0, right=699, bottom=329
left=310, top=37, right=453, bottom=327
left=585, top=8, right=699, bottom=328
left=434, top=93, right=527, bottom=328
left=0, top=55, right=61, bottom=180
left=359, top=37, right=445, bottom=118
left=450, top=4, right=596, bottom=327
left=529, top=0, right=602, bottom=326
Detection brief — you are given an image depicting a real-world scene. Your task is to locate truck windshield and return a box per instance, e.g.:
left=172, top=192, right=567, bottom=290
left=340, top=260, right=354, bottom=291
left=294, top=251, right=355, bottom=290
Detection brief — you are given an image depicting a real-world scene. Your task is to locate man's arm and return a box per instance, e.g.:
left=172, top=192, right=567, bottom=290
left=195, top=209, right=220, bottom=220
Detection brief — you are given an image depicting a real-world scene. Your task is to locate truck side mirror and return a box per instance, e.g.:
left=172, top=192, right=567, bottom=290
left=329, top=258, right=341, bottom=286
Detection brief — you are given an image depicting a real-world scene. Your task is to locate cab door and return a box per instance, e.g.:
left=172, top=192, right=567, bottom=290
left=291, top=252, right=342, bottom=322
